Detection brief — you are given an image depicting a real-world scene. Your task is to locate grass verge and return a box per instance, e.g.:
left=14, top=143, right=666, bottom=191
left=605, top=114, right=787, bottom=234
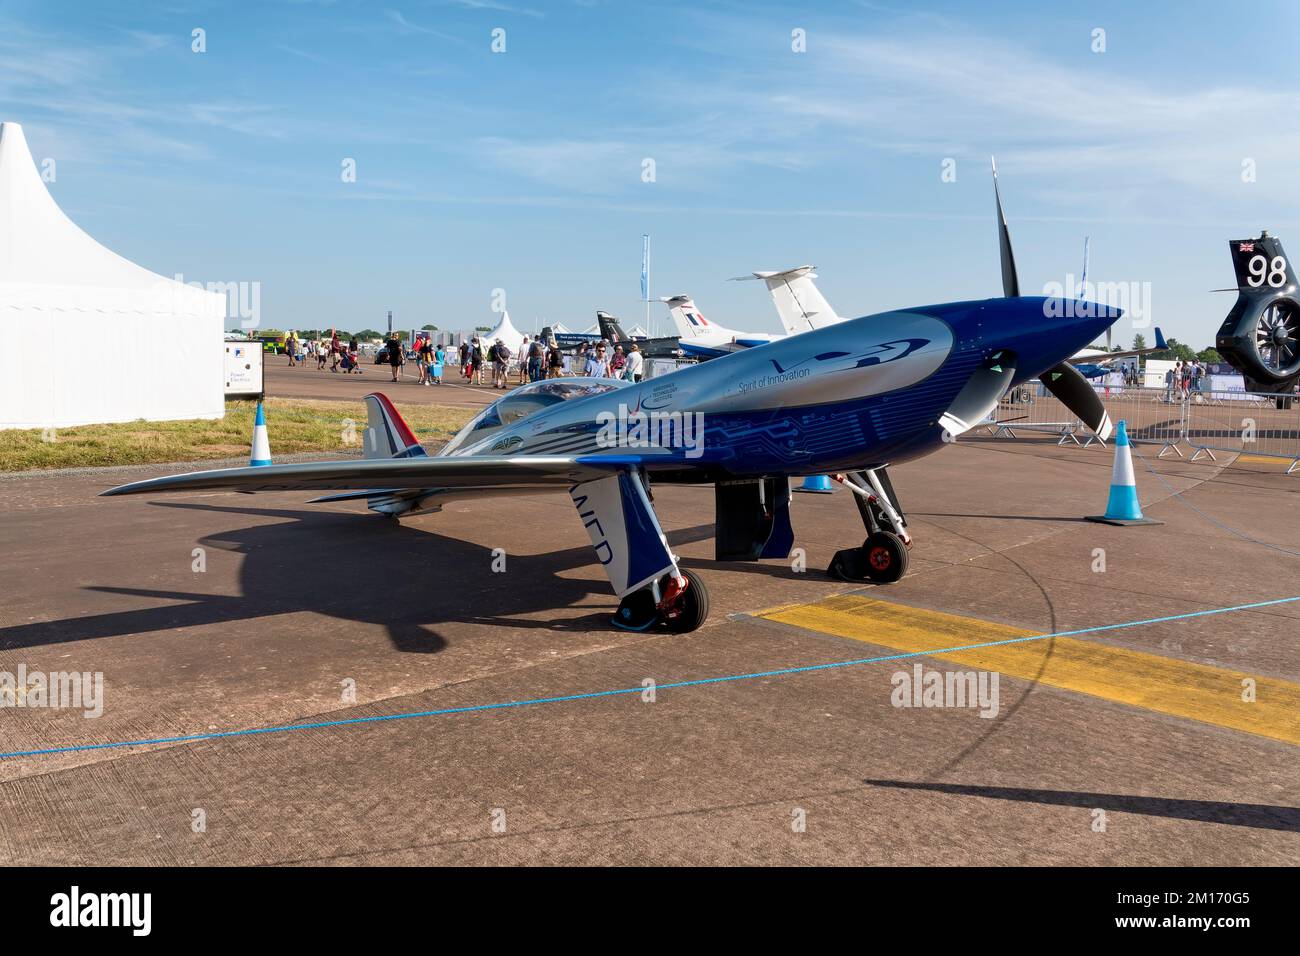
left=1, top=398, right=474, bottom=473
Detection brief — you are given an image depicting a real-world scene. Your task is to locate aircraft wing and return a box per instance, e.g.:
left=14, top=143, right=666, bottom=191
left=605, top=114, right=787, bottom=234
left=1080, top=328, right=1168, bottom=363
left=100, top=454, right=663, bottom=498
left=103, top=452, right=685, bottom=601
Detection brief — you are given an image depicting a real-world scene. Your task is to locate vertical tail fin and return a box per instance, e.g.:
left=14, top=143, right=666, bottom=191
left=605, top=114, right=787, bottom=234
left=1215, top=232, right=1300, bottom=392
left=660, top=295, right=725, bottom=339
left=363, top=393, right=427, bottom=459
left=732, top=266, right=841, bottom=334
left=595, top=311, right=629, bottom=344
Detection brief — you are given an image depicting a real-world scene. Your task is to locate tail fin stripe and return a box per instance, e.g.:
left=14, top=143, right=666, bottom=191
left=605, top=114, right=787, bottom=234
left=364, top=393, right=427, bottom=460
left=372, top=393, right=419, bottom=447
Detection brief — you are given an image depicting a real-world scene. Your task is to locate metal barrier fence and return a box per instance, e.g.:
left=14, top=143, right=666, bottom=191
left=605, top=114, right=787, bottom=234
left=984, top=383, right=1087, bottom=445
left=1111, top=387, right=1187, bottom=457
left=977, top=384, right=1300, bottom=471
left=1184, top=392, right=1300, bottom=472
left=982, top=384, right=1184, bottom=454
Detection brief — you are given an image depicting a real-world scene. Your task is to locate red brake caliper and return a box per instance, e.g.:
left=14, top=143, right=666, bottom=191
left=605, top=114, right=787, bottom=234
left=657, top=574, right=688, bottom=619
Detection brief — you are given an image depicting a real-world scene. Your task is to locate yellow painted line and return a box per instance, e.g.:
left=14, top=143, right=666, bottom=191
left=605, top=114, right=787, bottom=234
left=1234, top=453, right=1294, bottom=467
left=758, top=594, right=1300, bottom=745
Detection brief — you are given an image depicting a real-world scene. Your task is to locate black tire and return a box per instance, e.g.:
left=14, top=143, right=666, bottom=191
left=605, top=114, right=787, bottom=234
left=862, top=531, right=909, bottom=584
left=660, top=568, right=709, bottom=633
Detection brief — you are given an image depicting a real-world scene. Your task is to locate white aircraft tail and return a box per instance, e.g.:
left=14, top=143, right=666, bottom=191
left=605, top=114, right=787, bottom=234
left=661, top=295, right=733, bottom=340
left=733, top=265, right=840, bottom=335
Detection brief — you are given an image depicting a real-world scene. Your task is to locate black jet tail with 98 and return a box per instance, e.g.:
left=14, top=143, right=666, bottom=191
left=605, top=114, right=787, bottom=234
left=105, top=166, right=1120, bottom=633
left=1215, top=232, right=1300, bottom=406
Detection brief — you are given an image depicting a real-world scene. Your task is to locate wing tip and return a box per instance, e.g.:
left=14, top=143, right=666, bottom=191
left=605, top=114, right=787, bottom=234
left=100, top=480, right=160, bottom=497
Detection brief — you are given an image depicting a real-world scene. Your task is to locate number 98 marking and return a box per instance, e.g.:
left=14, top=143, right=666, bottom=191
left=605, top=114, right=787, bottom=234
left=1247, top=254, right=1288, bottom=288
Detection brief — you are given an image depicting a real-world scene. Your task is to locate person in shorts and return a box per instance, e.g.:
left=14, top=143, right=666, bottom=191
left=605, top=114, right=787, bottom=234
left=387, top=334, right=404, bottom=382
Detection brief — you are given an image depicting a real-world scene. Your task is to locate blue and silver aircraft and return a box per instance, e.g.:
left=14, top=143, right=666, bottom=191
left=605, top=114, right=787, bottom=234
left=104, top=167, right=1120, bottom=633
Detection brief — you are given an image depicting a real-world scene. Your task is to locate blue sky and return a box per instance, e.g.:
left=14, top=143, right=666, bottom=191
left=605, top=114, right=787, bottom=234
left=3, top=0, right=1299, bottom=345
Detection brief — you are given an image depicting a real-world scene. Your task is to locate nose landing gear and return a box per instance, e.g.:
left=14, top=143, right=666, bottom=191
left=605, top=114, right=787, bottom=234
left=860, top=530, right=910, bottom=583
left=827, top=467, right=913, bottom=584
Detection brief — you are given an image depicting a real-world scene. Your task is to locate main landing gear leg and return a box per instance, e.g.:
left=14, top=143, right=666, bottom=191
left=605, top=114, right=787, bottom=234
left=570, top=471, right=711, bottom=634
left=612, top=568, right=710, bottom=633
left=826, top=467, right=912, bottom=584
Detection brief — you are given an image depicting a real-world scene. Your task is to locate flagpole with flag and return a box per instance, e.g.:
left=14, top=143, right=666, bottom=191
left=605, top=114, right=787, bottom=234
left=641, top=234, right=650, bottom=337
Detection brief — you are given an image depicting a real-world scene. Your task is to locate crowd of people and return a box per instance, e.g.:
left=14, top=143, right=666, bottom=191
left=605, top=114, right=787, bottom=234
left=275, top=330, right=647, bottom=389
left=449, top=334, right=645, bottom=387
left=1164, top=359, right=1207, bottom=402
left=281, top=331, right=367, bottom=374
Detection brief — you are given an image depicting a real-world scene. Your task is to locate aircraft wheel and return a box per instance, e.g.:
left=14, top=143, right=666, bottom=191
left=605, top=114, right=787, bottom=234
left=862, top=531, right=909, bottom=584
left=659, top=569, right=710, bottom=633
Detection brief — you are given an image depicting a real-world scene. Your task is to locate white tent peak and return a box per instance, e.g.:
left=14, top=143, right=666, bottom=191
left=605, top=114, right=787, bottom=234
left=482, top=309, right=527, bottom=353
left=1, top=120, right=225, bottom=429
left=1, top=121, right=190, bottom=292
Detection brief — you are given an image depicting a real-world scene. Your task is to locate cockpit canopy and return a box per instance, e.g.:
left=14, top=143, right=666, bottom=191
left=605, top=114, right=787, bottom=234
left=441, top=377, right=630, bottom=455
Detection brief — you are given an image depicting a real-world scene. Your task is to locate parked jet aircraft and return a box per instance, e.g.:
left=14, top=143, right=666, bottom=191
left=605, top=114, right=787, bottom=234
left=651, top=265, right=838, bottom=357
left=1069, top=328, right=1169, bottom=379
left=662, top=295, right=784, bottom=358
left=105, top=165, right=1119, bottom=633
left=544, top=311, right=683, bottom=360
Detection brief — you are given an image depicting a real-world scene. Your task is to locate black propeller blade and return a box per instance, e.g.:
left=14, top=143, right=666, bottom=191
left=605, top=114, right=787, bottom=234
left=992, top=157, right=1020, bottom=298
left=1040, top=362, right=1114, bottom=442
left=992, top=159, right=1111, bottom=441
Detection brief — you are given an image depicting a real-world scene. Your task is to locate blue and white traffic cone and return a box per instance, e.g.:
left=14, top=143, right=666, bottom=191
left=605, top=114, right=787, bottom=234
left=1086, top=420, right=1161, bottom=525
left=249, top=401, right=273, bottom=467
left=794, top=475, right=834, bottom=494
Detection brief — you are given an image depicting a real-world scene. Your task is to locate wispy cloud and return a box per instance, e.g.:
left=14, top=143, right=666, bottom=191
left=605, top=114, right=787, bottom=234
left=384, top=9, right=462, bottom=41
left=274, top=43, right=334, bottom=64
left=440, top=0, right=544, bottom=18
left=665, top=16, right=1300, bottom=208
left=119, top=29, right=172, bottom=52
left=186, top=103, right=291, bottom=139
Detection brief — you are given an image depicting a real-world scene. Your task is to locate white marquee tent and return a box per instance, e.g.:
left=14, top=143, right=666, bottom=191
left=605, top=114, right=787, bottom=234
left=0, top=122, right=225, bottom=429
left=481, top=310, right=527, bottom=355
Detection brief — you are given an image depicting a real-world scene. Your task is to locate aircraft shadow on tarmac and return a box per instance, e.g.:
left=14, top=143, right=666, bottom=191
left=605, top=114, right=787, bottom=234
left=864, top=779, right=1300, bottom=833
left=0, top=501, right=716, bottom=655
